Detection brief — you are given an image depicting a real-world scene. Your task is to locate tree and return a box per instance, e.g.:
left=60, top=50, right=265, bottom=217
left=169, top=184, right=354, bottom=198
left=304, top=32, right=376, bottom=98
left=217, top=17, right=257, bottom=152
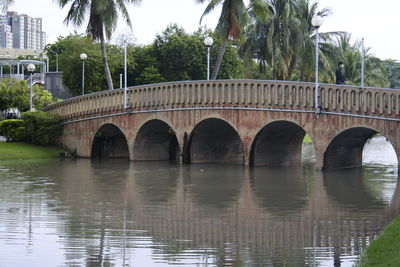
left=0, top=78, right=55, bottom=112
left=0, top=0, right=13, bottom=12
left=57, top=0, right=141, bottom=90
left=47, top=35, right=112, bottom=95
left=151, top=25, right=243, bottom=81
left=384, top=59, right=400, bottom=89
left=332, top=33, right=389, bottom=87
left=198, top=0, right=249, bottom=79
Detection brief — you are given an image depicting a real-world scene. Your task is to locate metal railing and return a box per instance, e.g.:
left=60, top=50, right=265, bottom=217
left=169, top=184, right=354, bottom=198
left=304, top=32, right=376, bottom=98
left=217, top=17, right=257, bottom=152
left=25, top=73, right=44, bottom=85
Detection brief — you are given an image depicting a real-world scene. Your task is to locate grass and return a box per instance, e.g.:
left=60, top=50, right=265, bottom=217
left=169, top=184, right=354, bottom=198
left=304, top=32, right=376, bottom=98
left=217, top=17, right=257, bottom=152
left=359, top=216, right=400, bottom=266
left=0, top=142, right=66, bottom=160
left=303, top=134, right=313, bottom=143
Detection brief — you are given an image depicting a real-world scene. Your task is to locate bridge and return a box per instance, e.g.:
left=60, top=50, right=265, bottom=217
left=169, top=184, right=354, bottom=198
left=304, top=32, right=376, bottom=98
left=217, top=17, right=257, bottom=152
left=45, top=79, right=400, bottom=169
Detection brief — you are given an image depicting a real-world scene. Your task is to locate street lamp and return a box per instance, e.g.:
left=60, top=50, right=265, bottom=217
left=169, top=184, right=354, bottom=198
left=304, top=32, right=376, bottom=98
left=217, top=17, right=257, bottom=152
left=80, top=53, right=87, bottom=95
left=204, top=36, right=213, bottom=80
left=361, top=38, right=365, bottom=87
left=47, top=49, right=59, bottom=72
left=311, top=15, right=323, bottom=114
left=27, top=63, right=35, bottom=111
left=123, top=41, right=128, bottom=108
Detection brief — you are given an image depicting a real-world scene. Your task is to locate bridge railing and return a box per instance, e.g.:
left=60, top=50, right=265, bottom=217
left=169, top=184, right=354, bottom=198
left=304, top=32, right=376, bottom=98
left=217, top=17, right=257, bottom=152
left=45, top=80, right=400, bottom=121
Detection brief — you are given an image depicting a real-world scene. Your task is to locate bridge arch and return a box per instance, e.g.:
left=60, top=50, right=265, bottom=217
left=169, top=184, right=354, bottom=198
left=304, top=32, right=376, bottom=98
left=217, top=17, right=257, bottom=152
left=323, top=126, right=398, bottom=169
left=91, top=123, right=130, bottom=159
left=133, top=119, right=180, bottom=161
left=250, top=120, right=308, bottom=167
left=187, top=118, right=244, bottom=164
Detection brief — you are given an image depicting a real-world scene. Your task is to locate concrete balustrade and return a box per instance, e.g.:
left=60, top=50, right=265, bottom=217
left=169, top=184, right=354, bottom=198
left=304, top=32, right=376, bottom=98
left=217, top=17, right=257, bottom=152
left=46, top=80, right=400, bottom=121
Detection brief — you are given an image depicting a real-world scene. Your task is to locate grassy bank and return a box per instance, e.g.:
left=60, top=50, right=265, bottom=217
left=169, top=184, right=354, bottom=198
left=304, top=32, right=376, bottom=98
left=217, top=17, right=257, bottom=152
left=0, top=142, right=65, bottom=160
left=359, top=216, right=400, bottom=266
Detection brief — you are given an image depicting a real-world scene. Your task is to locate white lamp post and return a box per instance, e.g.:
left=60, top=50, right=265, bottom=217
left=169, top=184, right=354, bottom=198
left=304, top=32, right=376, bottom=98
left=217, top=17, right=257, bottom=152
left=27, top=63, right=36, bottom=111
left=124, top=41, right=128, bottom=108
left=311, top=15, right=323, bottom=114
left=204, top=36, right=213, bottom=80
left=80, top=53, right=87, bottom=95
left=361, top=38, right=365, bottom=87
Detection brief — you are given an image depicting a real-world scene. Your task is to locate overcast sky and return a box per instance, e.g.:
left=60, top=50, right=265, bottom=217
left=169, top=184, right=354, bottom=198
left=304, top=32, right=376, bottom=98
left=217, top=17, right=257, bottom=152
left=7, top=0, right=400, bottom=61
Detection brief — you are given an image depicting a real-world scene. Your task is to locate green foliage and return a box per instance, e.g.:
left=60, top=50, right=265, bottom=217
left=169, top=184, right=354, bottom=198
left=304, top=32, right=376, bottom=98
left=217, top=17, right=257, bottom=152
left=20, top=111, right=62, bottom=146
left=48, top=30, right=243, bottom=93
left=0, top=78, right=55, bottom=112
left=151, top=25, right=243, bottom=81
left=383, top=59, right=400, bottom=89
left=46, top=35, right=107, bottom=95
left=0, top=79, right=29, bottom=111
left=358, top=216, right=400, bottom=266
left=0, top=119, right=24, bottom=142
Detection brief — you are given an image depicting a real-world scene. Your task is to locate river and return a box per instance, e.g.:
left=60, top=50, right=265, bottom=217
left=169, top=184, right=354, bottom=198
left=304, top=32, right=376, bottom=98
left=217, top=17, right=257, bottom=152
left=0, top=136, right=398, bottom=266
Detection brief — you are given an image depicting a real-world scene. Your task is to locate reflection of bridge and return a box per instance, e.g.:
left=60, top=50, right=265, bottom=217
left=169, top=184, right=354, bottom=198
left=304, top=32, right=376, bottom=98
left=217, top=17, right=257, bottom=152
left=53, top=161, right=400, bottom=266
left=46, top=80, right=400, bottom=169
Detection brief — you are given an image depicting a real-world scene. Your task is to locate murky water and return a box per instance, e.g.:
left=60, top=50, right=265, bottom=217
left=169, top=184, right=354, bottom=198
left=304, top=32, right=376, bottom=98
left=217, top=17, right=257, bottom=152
left=0, top=136, right=398, bottom=266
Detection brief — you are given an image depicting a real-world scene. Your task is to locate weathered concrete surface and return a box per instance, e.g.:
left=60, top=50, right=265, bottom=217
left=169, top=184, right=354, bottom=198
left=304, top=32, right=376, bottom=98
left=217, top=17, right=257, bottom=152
left=47, top=80, right=400, bottom=169
left=60, top=109, right=400, bottom=169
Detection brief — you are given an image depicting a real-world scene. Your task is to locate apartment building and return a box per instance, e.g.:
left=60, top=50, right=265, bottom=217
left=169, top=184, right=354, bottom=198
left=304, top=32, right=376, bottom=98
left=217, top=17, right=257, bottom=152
left=0, top=11, right=46, bottom=51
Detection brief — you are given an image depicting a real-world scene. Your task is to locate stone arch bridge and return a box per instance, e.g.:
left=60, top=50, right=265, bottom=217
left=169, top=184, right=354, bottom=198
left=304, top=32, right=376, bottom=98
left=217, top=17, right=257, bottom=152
left=45, top=80, right=400, bottom=169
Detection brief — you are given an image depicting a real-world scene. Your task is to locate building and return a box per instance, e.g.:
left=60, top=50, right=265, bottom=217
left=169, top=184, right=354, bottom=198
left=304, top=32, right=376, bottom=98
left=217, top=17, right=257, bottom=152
left=0, top=24, right=13, bottom=48
left=0, top=11, right=46, bottom=51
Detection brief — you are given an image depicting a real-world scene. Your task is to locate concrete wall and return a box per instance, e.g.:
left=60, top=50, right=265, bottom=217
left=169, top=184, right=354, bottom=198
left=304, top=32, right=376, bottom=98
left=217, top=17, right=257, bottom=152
left=44, top=72, right=71, bottom=100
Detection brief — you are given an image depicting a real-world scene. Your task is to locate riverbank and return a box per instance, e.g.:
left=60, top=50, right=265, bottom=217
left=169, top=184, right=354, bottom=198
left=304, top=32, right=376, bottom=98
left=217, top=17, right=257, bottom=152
left=0, top=142, right=66, bottom=160
left=359, top=216, right=400, bottom=266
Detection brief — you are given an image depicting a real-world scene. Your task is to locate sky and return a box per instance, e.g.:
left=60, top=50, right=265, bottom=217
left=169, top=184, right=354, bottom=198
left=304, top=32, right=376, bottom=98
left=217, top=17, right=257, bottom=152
left=6, top=0, right=400, bottom=61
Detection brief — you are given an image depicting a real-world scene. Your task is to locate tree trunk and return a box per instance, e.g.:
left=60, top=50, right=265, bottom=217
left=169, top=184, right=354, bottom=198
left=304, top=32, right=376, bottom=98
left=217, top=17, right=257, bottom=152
left=100, top=33, right=114, bottom=90
left=210, top=40, right=228, bottom=80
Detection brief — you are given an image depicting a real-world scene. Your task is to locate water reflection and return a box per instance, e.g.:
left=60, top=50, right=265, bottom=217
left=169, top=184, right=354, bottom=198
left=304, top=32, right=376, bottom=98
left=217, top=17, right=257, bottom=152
left=184, top=164, right=243, bottom=211
left=250, top=166, right=313, bottom=215
left=0, top=137, right=399, bottom=266
left=323, top=168, right=385, bottom=211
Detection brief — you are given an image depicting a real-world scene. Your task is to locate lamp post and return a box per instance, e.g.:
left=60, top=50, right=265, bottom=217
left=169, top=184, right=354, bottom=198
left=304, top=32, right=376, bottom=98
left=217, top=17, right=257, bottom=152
left=311, top=15, right=323, bottom=114
left=361, top=38, right=365, bottom=87
left=204, top=36, right=213, bottom=80
left=47, top=49, right=59, bottom=72
left=80, top=53, right=87, bottom=95
left=27, top=63, right=35, bottom=111
left=123, top=41, right=128, bottom=108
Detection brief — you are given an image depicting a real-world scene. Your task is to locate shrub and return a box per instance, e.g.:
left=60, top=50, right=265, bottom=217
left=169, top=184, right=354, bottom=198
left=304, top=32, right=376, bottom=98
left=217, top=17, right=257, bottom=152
left=0, top=119, right=25, bottom=142
left=20, top=111, right=62, bottom=146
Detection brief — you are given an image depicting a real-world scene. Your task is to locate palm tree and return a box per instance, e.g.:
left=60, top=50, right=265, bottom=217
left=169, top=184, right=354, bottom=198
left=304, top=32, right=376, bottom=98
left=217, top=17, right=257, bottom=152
left=198, top=0, right=249, bottom=80
left=0, top=0, right=13, bottom=12
left=57, top=0, right=141, bottom=90
left=242, top=0, right=303, bottom=80
left=333, top=33, right=389, bottom=87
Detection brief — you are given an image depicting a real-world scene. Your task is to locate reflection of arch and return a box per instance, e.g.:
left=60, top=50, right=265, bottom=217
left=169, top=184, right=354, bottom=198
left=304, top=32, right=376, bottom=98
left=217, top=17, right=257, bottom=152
left=91, top=123, right=129, bottom=159
left=250, top=166, right=310, bottom=214
left=323, top=168, right=385, bottom=211
left=323, top=127, right=377, bottom=169
left=134, top=162, right=179, bottom=203
left=250, top=121, right=307, bottom=167
left=188, top=118, right=243, bottom=164
left=185, top=164, right=242, bottom=211
left=133, top=119, right=179, bottom=161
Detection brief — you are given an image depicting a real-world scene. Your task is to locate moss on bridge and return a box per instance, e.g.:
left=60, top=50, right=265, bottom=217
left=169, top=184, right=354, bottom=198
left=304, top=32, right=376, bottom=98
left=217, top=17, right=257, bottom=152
left=358, top=216, right=400, bottom=266
left=0, top=142, right=66, bottom=160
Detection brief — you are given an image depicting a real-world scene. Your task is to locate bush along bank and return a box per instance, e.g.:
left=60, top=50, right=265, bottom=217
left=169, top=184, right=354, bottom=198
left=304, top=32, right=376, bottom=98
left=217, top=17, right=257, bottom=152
left=0, top=111, right=66, bottom=160
left=358, top=216, right=400, bottom=266
left=0, top=111, right=62, bottom=145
